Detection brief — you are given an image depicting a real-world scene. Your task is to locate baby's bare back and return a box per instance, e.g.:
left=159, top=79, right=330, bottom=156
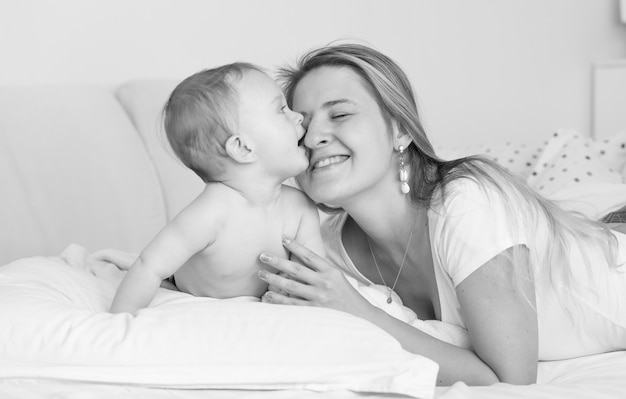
left=173, top=187, right=301, bottom=299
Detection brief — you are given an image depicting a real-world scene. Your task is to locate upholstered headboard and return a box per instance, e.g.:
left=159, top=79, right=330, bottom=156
left=0, top=83, right=203, bottom=265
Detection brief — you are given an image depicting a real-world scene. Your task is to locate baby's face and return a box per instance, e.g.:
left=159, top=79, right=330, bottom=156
left=235, top=70, right=308, bottom=179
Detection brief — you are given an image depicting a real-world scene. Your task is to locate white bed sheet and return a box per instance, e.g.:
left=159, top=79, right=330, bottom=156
left=1, top=246, right=625, bottom=399
left=1, top=350, right=626, bottom=399
left=0, top=246, right=438, bottom=399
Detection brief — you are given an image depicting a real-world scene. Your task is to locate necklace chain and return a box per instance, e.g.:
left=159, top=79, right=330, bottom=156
left=366, top=218, right=417, bottom=304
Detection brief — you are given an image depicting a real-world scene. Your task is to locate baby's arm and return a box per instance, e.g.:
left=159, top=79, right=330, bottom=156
left=110, top=201, right=214, bottom=314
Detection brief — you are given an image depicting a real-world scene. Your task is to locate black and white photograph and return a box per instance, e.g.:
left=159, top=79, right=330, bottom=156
left=1, top=1, right=626, bottom=398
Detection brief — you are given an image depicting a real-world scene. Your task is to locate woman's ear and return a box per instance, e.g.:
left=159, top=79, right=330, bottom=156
left=390, top=119, right=413, bottom=150
left=225, top=135, right=257, bottom=163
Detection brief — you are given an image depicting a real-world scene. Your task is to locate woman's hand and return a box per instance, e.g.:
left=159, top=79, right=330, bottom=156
left=265, top=271, right=291, bottom=297
left=258, top=237, right=372, bottom=317
left=260, top=237, right=504, bottom=386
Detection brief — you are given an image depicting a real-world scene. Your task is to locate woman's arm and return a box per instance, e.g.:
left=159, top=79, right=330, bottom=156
left=456, top=246, right=538, bottom=384
left=259, top=237, right=514, bottom=386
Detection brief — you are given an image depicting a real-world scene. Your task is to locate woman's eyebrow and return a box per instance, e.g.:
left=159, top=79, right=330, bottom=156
left=322, top=99, right=356, bottom=109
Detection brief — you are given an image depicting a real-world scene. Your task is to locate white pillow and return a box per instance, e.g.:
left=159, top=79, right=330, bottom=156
left=526, top=130, right=626, bottom=219
left=0, top=247, right=438, bottom=398
left=527, top=130, right=625, bottom=193
left=436, top=141, right=546, bottom=179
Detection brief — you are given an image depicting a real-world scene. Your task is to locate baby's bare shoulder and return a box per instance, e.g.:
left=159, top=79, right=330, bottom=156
left=280, top=184, right=316, bottom=209
left=175, top=183, right=236, bottom=223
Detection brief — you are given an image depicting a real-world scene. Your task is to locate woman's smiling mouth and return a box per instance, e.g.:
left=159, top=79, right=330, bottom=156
left=312, top=155, right=349, bottom=170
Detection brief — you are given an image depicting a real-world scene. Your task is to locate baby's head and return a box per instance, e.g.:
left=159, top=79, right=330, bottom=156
left=163, top=62, right=258, bottom=182
left=163, top=63, right=307, bottom=183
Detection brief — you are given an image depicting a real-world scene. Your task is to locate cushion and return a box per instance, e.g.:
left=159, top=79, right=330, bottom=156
left=115, top=80, right=205, bottom=220
left=436, top=140, right=546, bottom=179
left=526, top=130, right=626, bottom=219
left=0, top=247, right=438, bottom=398
left=590, top=131, right=626, bottom=175
left=0, top=86, right=167, bottom=264
left=527, top=129, right=625, bottom=191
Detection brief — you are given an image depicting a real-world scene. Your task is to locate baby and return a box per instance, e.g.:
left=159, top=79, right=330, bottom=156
left=110, top=63, right=324, bottom=315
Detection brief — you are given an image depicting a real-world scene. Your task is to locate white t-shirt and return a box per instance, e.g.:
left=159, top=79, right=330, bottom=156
left=322, top=178, right=626, bottom=360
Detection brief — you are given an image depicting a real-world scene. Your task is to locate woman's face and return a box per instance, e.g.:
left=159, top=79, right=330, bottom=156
left=292, top=66, right=395, bottom=206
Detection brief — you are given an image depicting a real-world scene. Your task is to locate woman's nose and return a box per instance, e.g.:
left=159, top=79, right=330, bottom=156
left=303, top=118, right=330, bottom=149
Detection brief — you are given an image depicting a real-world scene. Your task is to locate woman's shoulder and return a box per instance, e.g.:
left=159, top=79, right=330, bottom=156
left=431, top=175, right=505, bottom=214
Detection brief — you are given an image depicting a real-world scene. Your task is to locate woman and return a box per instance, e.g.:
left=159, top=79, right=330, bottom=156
left=257, top=43, right=626, bottom=386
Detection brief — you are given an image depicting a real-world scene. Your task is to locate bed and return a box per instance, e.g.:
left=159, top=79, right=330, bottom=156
left=1, top=81, right=625, bottom=398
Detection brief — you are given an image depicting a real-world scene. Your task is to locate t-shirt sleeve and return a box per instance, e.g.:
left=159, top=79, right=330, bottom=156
left=432, top=178, right=528, bottom=287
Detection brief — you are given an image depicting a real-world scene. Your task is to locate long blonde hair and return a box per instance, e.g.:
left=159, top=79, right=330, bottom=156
left=278, top=42, right=619, bottom=311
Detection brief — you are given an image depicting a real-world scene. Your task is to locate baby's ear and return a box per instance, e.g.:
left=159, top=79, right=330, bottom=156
left=225, top=135, right=257, bottom=163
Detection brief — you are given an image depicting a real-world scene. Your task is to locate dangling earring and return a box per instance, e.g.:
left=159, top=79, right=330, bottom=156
left=398, top=145, right=410, bottom=194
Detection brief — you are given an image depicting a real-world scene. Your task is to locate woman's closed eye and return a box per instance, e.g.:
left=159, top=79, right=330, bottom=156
left=329, top=106, right=354, bottom=120
left=331, top=113, right=350, bottom=120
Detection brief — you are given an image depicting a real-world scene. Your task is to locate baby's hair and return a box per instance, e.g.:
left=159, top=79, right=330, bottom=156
left=163, top=62, right=265, bottom=182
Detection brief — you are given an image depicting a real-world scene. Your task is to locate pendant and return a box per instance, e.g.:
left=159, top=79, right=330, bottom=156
left=386, top=288, right=393, bottom=304
left=400, top=182, right=410, bottom=194
left=386, top=296, right=393, bottom=304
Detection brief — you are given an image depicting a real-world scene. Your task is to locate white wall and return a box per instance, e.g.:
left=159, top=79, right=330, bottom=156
left=1, top=0, right=625, bottom=146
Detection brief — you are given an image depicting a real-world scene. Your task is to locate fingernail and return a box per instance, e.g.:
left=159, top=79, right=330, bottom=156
left=282, top=236, right=292, bottom=245
left=259, top=253, right=272, bottom=263
left=258, top=270, right=268, bottom=279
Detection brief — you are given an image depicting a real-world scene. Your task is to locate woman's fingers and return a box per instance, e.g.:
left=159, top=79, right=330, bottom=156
left=259, top=248, right=319, bottom=284
left=266, top=271, right=289, bottom=296
left=280, top=236, right=327, bottom=272
left=259, top=237, right=358, bottom=308
left=258, top=267, right=317, bottom=300
left=261, top=290, right=309, bottom=306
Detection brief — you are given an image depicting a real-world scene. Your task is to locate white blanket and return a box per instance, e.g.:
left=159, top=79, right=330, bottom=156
left=0, top=245, right=438, bottom=398
left=348, top=279, right=470, bottom=348
left=72, top=244, right=471, bottom=348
